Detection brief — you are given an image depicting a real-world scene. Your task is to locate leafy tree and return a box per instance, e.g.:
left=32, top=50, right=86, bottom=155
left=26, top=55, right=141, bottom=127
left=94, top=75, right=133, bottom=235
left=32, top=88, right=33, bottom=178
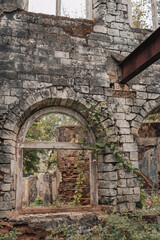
left=23, top=149, right=41, bottom=175
left=132, top=0, right=153, bottom=29
left=26, top=113, right=78, bottom=142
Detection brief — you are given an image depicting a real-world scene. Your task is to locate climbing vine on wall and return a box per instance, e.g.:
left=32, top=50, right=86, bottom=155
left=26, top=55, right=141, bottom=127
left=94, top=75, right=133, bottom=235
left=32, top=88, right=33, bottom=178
left=73, top=99, right=142, bottom=204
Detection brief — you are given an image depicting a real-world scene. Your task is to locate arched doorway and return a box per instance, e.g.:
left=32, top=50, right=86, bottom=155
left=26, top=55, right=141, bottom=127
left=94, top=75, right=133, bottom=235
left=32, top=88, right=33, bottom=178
left=16, top=106, right=98, bottom=210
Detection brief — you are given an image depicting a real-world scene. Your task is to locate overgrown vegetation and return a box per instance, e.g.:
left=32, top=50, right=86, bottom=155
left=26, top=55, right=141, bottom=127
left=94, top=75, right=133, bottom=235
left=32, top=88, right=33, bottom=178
left=0, top=224, right=21, bottom=240
left=29, top=196, right=43, bottom=207
left=47, top=206, right=160, bottom=239
left=81, top=99, right=139, bottom=175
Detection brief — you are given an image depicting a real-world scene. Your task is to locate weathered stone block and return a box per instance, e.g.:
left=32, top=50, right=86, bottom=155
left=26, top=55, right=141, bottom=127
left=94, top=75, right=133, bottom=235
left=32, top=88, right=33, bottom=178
left=55, top=51, right=69, bottom=59
left=116, top=120, right=129, bottom=128
left=117, top=187, right=133, bottom=195
left=1, top=184, right=11, bottom=192
left=0, top=201, right=12, bottom=211
left=134, top=187, right=140, bottom=195
left=118, top=203, right=128, bottom=212
left=98, top=163, right=115, bottom=172
left=0, top=164, right=10, bottom=174
left=123, top=143, right=138, bottom=152
left=126, top=178, right=139, bottom=187
left=118, top=170, right=133, bottom=179
left=119, top=128, right=131, bottom=135
left=104, top=154, right=116, bottom=163
left=125, top=194, right=140, bottom=202
left=108, top=172, right=118, bottom=181
left=99, top=189, right=117, bottom=197
left=117, top=179, right=126, bottom=188
left=99, top=180, right=117, bottom=189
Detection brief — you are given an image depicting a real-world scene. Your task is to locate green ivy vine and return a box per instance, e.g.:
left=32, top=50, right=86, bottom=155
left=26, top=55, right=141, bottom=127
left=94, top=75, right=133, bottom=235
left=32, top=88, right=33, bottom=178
left=72, top=98, right=142, bottom=205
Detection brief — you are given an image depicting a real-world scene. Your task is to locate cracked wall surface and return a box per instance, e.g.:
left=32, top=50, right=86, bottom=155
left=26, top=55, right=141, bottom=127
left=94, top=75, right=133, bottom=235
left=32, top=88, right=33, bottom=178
left=0, top=0, right=160, bottom=218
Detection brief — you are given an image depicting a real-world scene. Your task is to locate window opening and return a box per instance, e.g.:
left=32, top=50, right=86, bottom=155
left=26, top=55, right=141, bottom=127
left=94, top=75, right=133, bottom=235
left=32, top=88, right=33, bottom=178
left=21, top=113, right=92, bottom=208
left=28, top=0, right=92, bottom=19
left=131, top=0, right=153, bottom=29
left=28, top=0, right=56, bottom=15
left=61, top=0, right=86, bottom=18
left=131, top=0, right=159, bottom=29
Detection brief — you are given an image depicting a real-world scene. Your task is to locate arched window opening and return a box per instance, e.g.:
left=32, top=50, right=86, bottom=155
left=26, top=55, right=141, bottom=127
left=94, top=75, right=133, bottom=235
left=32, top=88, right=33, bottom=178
left=17, top=107, right=97, bottom=211
left=138, top=111, right=160, bottom=192
left=28, top=0, right=92, bottom=19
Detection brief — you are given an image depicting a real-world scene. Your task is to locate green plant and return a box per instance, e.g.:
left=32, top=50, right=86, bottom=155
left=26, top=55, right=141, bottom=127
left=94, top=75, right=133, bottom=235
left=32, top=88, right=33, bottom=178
left=83, top=99, right=140, bottom=176
left=46, top=212, right=160, bottom=240
left=71, top=150, right=86, bottom=205
left=71, top=99, right=144, bottom=205
left=0, top=224, right=22, bottom=240
left=29, top=196, right=43, bottom=207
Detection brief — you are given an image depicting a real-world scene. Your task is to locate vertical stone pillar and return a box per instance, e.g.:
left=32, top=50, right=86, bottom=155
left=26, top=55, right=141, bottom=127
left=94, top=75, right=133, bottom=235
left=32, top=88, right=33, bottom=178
left=92, top=0, right=130, bottom=23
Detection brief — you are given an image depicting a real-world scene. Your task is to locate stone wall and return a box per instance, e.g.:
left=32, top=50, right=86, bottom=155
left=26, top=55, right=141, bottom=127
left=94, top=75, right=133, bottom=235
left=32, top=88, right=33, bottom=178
left=0, top=0, right=160, bottom=217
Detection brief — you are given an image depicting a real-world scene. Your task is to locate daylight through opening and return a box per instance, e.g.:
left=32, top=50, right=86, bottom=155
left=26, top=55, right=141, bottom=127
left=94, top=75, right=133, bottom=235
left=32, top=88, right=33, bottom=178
left=28, top=0, right=89, bottom=19
left=17, top=110, right=97, bottom=209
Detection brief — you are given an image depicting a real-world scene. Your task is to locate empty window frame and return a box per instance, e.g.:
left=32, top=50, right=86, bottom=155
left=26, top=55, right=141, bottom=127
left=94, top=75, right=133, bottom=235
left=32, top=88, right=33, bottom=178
left=28, top=0, right=93, bottom=19
left=16, top=107, right=98, bottom=210
left=129, top=0, right=159, bottom=30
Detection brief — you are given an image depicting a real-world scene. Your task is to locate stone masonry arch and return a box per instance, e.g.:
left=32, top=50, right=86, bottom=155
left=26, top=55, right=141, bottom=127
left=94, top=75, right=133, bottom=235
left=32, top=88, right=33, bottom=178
left=16, top=104, right=97, bottom=209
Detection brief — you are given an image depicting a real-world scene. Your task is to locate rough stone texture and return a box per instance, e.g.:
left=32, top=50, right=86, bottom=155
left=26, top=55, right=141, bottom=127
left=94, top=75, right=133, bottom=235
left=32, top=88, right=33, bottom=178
left=0, top=212, right=100, bottom=240
left=0, top=0, right=160, bottom=218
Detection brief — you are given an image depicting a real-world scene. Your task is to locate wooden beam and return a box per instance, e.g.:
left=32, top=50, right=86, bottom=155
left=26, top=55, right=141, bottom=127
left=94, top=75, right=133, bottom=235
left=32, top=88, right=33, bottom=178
left=19, top=141, right=83, bottom=150
left=119, top=27, right=160, bottom=84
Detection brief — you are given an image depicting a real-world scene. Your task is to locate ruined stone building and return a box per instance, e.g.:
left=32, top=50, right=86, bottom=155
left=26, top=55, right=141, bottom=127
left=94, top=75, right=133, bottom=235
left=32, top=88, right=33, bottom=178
left=0, top=0, right=160, bottom=225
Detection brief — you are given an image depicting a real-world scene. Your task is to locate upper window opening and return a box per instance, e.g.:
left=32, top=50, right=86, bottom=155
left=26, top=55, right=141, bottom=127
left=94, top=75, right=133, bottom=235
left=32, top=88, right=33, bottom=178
left=61, top=0, right=86, bottom=18
left=28, top=0, right=56, bottom=15
left=28, top=0, right=91, bottom=19
left=132, top=0, right=153, bottom=29
left=130, top=0, right=159, bottom=30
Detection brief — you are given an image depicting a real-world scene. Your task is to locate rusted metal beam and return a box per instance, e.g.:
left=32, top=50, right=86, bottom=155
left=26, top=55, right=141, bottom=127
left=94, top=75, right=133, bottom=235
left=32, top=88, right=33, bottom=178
left=119, top=27, right=160, bottom=84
